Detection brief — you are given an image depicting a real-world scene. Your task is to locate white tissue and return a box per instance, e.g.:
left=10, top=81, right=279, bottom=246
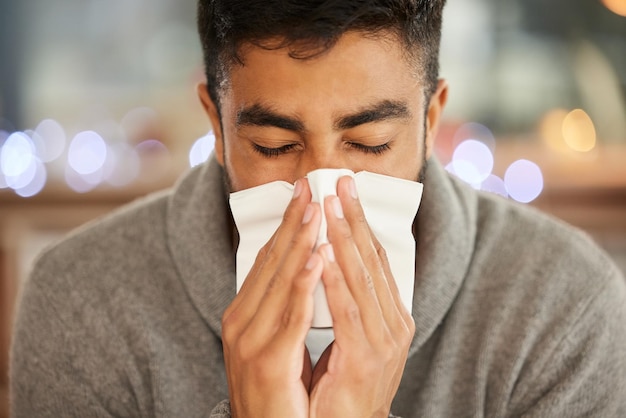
left=229, top=168, right=423, bottom=329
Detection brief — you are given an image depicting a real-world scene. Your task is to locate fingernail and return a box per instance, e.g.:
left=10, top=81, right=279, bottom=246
left=324, top=245, right=336, bottom=263
left=302, top=204, right=314, bottom=224
left=293, top=179, right=303, bottom=200
left=349, top=178, right=358, bottom=199
left=305, top=254, right=318, bottom=270
left=331, top=196, right=344, bottom=219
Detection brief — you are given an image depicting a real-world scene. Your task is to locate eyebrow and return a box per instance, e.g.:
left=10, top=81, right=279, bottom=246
left=236, top=104, right=305, bottom=132
left=235, top=99, right=412, bottom=133
left=334, top=100, right=412, bottom=130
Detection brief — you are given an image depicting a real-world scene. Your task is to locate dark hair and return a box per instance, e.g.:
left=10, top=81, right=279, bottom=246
left=197, top=0, right=446, bottom=110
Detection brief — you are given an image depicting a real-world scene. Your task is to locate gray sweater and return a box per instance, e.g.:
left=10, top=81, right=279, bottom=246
left=10, top=156, right=626, bottom=417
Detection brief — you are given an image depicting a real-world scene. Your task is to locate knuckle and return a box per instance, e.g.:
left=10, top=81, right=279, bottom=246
left=355, top=265, right=375, bottom=291
left=262, top=244, right=282, bottom=268
left=290, top=229, right=313, bottom=251
left=340, top=226, right=354, bottom=241
left=376, top=244, right=388, bottom=262
left=281, top=204, right=296, bottom=224
left=354, top=209, right=368, bottom=225
left=402, top=311, right=416, bottom=339
left=364, top=251, right=383, bottom=275
left=406, top=315, right=416, bottom=337
left=257, top=242, right=270, bottom=260
left=281, top=307, right=309, bottom=330
left=380, top=338, right=398, bottom=362
left=221, top=309, right=238, bottom=341
left=341, top=303, right=361, bottom=324
left=291, top=274, right=311, bottom=293
left=266, top=271, right=282, bottom=291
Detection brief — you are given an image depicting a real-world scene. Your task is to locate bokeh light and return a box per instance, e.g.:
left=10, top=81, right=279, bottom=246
left=453, top=122, right=496, bottom=152
left=68, top=131, right=108, bottom=175
left=34, top=119, right=66, bottom=162
left=189, top=132, right=215, bottom=167
left=65, top=164, right=102, bottom=193
left=450, top=139, right=494, bottom=185
left=14, top=160, right=47, bottom=198
left=0, top=131, right=7, bottom=188
left=562, top=109, right=596, bottom=152
left=0, top=130, right=50, bottom=196
left=504, top=159, right=544, bottom=203
left=1, top=132, right=36, bottom=179
left=602, top=0, right=626, bottom=17
left=136, top=139, right=169, bottom=157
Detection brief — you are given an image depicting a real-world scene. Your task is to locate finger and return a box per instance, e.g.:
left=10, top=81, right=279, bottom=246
left=226, top=178, right=312, bottom=321
left=243, top=211, right=322, bottom=347
left=335, top=176, right=406, bottom=330
left=323, top=195, right=385, bottom=339
left=369, top=231, right=415, bottom=330
left=318, top=243, right=368, bottom=345
left=255, top=254, right=323, bottom=378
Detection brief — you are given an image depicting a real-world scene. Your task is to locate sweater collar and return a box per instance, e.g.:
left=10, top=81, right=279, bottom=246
left=166, top=156, right=476, bottom=354
left=166, top=157, right=235, bottom=337
left=408, top=159, right=477, bottom=356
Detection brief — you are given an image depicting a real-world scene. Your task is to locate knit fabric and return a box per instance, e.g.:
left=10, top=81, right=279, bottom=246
left=10, top=156, right=626, bottom=417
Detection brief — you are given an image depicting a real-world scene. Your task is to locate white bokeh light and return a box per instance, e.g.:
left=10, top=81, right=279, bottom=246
left=6, top=156, right=37, bottom=190
left=451, top=139, right=494, bottom=185
left=68, top=131, right=107, bottom=175
left=65, top=164, right=103, bottom=193
left=1, top=132, right=36, bottom=179
left=34, top=119, right=66, bottom=162
left=453, top=122, right=496, bottom=152
left=0, top=131, right=7, bottom=188
left=189, top=132, right=215, bottom=167
left=14, top=159, right=47, bottom=198
left=504, top=159, right=544, bottom=203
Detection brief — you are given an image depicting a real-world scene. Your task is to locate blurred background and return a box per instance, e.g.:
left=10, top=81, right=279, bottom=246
left=1, top=0, right=625, bottom=414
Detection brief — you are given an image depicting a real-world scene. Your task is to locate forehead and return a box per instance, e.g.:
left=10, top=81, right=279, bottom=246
left=220, top=32, right=423, bottom=110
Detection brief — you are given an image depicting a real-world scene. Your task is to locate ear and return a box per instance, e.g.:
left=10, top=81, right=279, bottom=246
left=196, top=83, right=225, bottom=166
left=424, top=79, right=449, bottom=159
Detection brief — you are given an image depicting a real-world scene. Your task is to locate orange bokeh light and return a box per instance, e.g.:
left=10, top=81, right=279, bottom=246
left=602, top=0, right=626, bottom=17
left=562, top=109, right=597, bottom=153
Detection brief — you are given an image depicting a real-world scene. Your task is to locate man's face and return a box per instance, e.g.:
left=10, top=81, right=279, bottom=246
left=200, top=31, right=447, bottom=192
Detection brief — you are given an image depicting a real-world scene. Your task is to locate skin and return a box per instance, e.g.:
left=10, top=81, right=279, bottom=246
left=198, top=31, right=448, bottom=417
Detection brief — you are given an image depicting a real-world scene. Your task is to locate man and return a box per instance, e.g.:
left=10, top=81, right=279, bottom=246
left=10, top=0, right=626, bottom=417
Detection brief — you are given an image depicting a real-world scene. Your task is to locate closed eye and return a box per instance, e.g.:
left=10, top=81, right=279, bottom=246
left=347, top=142, right=391, bottom=155
left=252, top=143, right=298, bottom=157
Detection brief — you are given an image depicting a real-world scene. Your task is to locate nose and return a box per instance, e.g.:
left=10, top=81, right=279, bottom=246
left=295, top=141, right=345, bottom=179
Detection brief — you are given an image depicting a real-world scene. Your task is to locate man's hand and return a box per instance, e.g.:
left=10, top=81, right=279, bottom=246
left=221, top=179, right=322, bottom=418
left=309, top=176, right=415, bottom=418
